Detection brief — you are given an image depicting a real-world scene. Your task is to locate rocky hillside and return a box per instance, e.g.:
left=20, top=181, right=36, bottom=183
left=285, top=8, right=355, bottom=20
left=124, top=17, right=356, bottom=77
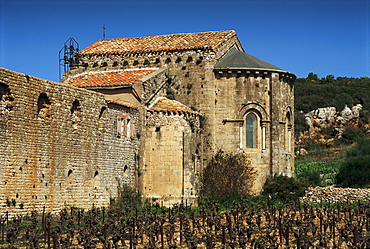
left=305, top=104, right=363, bottom=137
left=294, top=75, right=370, bottom=156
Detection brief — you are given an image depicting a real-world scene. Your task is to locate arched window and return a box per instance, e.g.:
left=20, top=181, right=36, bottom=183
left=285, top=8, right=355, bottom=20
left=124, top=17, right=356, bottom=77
left=67, top=170, right=73, bottom=186
left=93, top=171, right=100, bottom=188
left=285, top=112, right=292, bottom=153
left=246, top=113, right=258, bottom=148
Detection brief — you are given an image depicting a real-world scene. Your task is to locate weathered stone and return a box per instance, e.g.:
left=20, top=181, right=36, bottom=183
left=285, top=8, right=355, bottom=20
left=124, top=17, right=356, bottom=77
left=304, top=104, right=362, bottom=136
left=0, top=68, right=138, bottom=216
left=1, top=31, right=296, bottom=213
left=302, top=186, right=370, bottom=203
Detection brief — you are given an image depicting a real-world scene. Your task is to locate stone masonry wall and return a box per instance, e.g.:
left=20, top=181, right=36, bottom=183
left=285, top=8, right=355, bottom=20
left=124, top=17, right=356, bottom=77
left=270, top=73, right=295, bottom=178
left=144, top=111, right=201, bottom=206
left=0, top=68, right=138, bottom=216
left=213, top=71, right=271, bottom=193
left=65, top=35, right=242, bottom=160
left=64, top=35, right=295, bottom=196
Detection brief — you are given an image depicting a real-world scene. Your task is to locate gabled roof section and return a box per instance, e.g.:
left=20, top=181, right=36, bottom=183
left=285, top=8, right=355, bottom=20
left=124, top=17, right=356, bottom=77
left=214, top=48, right=286, bottom=72
left=64, top=69, right=157, bottom=89
left=148, top=97, right=199, bottom=115
left=106, top=99, right=138, bottom=109
left=78, top=30, right=237, bottom=55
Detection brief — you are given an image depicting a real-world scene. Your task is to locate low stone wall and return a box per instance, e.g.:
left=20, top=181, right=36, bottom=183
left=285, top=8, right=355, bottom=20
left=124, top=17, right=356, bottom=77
left=302, top=186, right=370, bottom=203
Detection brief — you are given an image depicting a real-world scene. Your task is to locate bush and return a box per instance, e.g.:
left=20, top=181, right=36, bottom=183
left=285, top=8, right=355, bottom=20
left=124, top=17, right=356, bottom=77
left=262, top=175, right=309, bottom=203
left=295, top=160, right=341, bottom=187
left=199, top=150, right=255, bottom=203
left=111, top=182, right=142, bottom=210
left=294, top=111, right=310, bottom=138
left=336, top=138, right=370, bottom=188
left=297, top=170, right=322, bottom=186
left=336, top=155, right=370, bottom=188
left=339, top=126, right=366, bottom=145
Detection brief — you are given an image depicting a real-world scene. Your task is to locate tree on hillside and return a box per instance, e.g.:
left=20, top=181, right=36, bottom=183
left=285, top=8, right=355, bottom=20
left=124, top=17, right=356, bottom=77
left=307, top=72, right=319, bottom=81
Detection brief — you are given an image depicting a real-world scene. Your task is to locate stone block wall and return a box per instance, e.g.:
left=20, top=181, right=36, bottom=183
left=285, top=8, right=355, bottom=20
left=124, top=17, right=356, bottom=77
left=143, top=111, right=201, bottom=206
left=0, top=68, right=138, bottom=216
left=212, top=71, right=273, bottom=192
left=63, top=33, right=295, bottom=197
left=270, top=73, right=295, bottom=177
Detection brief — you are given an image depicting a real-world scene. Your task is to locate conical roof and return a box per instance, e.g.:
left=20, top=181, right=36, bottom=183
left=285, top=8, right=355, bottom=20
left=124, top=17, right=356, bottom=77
left=214, top=48, right=286, bottom=72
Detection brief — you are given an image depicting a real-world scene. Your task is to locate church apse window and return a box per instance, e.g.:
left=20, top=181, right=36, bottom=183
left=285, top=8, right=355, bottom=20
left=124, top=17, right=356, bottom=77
left=246, top=113, right=258, bottom=148
left=285, top=112, right=292, bottom=153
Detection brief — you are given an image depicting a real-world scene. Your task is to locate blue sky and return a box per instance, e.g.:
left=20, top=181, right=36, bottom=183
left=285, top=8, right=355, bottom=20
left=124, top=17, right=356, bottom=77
left=1, top=0, right=369, bottom=82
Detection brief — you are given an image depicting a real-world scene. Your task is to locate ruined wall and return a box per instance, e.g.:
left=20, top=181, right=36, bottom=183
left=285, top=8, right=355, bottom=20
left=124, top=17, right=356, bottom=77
left=0, top=68, right=138, bottom=216
left=143, top=112, right=201, bottom=206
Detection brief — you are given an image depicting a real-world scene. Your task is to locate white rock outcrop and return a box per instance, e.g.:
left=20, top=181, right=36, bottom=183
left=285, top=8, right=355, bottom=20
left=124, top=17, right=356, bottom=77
left=305, top=104, right=362, bottom=136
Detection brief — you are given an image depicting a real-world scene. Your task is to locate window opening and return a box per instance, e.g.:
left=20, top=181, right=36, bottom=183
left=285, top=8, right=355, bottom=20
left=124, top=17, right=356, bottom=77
left=0, top=83, right=14, bottom=115
left=67, top=170, right=73, bottom=185
left=93, top=171, right=100, bottom=188
left=117, top=115, right=136, bottom=138
left=98, top=107, right=107, bottom=119
left=117, top=115, right=127, bottom=137
left=71, top=99, right=81, bottom=129
left=285, top=112, right=292, bottom=152
left=37, top=93, right=51, bottom=120
left=246, top=113, right=257, bottom=148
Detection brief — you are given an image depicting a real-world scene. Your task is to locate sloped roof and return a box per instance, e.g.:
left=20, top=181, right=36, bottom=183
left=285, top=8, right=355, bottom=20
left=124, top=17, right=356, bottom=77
left=78, top=30, right=237, bottom=55
left=106, top=99, right=138, bottom=109
left=149, top=97, right=199, bottom=115
left=64, top=69, right=157, bottom=89
left=214, top=48, right=286, bottom=72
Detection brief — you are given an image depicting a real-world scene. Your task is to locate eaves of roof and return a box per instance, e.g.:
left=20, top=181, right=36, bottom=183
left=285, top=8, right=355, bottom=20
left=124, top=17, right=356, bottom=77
left=148, top=97, right=200, bottom=115
left=214, top=48, right=294, bottom=75
left=106, top=99, right=138, bottom=109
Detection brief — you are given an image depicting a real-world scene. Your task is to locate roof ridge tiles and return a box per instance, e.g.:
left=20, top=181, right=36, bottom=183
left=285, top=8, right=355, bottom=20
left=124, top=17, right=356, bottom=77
left=78, top=30, right=237, bottom=55
left=64, top=68, right=158, bottom=82
left=64, top=69, right=158, bottom=89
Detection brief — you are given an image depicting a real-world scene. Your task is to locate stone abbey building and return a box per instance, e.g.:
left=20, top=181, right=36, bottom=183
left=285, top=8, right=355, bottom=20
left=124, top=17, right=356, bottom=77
left=0, top=30, right=295, bottom=214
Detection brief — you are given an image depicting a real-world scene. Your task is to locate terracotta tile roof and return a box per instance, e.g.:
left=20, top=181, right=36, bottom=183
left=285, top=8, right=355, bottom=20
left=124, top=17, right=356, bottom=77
left=64, top=69, right=157, bottom=88
left=149, top=97, right=199, bottom=115
left=106, top=99, right=138, bottom=109
left=78, top=30, right=236, bottom=55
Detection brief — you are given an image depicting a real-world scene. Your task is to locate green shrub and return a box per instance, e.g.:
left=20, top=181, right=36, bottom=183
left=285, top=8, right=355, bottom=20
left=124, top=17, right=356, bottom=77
left=297, top=170, right=321, bottom=186
left=111, top=182, right=142, bottom=210
left=320, top=125, right=338, bottom=139
left=199, top=150, right=255, bottom=203
left=262, top=175, right=309, bottom=203
left=294, top=111, right=310, bottom=138
left=336, top=138, right=370, bottom=188
left=295, top=160, right=341, bottom=187
left=336, top=155, right=370, bottom=188
left=339, top=126, right=366, bottom=145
